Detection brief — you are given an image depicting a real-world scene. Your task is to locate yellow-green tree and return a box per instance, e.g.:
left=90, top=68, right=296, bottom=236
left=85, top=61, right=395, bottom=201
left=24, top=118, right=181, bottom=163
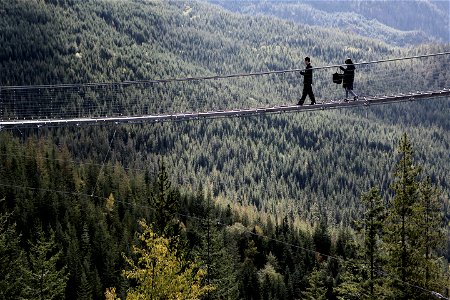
left=123, top=220, right=213, bottom=300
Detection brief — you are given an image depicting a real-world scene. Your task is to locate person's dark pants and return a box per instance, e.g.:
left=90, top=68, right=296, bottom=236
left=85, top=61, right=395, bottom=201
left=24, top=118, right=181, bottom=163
left=298, top=84, right=315, bottom=105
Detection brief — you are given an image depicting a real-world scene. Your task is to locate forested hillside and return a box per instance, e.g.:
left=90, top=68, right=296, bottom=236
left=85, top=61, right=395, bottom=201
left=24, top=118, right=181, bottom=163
left=210, top=0, right=450, bottom=46
left=1, top=131, right=448, bottom=299
left=1, top=0, right=450, bottom=298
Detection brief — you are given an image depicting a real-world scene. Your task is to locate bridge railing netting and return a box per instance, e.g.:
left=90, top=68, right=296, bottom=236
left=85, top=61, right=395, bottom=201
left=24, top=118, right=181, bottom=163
left=1, top=54, right=450, bottom=121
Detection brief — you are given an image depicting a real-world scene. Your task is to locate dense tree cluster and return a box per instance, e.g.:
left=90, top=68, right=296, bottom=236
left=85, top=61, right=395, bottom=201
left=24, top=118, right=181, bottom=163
left=1, top=132, right=447, bottom=299
left=1, top=1, right=450, bottom=298
left=1, top=1, right=449, bottom=226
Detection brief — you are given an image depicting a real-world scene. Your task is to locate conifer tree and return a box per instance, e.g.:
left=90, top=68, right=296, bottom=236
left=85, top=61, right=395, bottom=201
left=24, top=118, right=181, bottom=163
left=198, top=190, right=240, bottom=300
left=383, top=134, right=446, bottom=299
left=0, top=212, right=29, bottom=299
left=417, top=176, right=446, bottom=296
left=313, top=218, right=331, bottom=258
left=78, top=266, right=93, bottom=300
left=257, top=253, right=287, bottom=300
left=24, top=228, right=68, bottom=300
left=209, top=228, right=240, bottom=300
left=151, top=159, right=180, bottom=237
left=360, top=187, right=385, bottom=297
left=302, top=266, right=327, bottom=300
left=240, top=239, right=261, bottom=300
left=384, top=134, right=422, bottom=299
left=334, top=260, right=365, bottom=300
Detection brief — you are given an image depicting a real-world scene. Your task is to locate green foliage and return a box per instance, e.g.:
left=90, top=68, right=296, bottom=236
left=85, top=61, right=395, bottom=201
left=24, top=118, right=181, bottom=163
left=370, top=134, right=447, bottom=299
left=418, top=177, right=446, bottom=292
left=1, top=1, right=450, bottom=299
left=384, top=134, right=425, bottom=298
left=1, top=0, right=450, bottom=230
left=360, top=187, right=385, bottom=297
left=151, top=158, right=180, bottom=237
left=23, top=228, right=68, bottom=300
left=0, top=120, right=449, bottom=300
left=334, top=260, right=366, bottom=300
left=302, top=266, right=328, bottom=300
left=258, top=253, right=287, bottom=300
left=211, top=0, right=449, bottom=46
left=0, top=211, right=29, bottom=299
left=313, top=219, right=331, bottom=257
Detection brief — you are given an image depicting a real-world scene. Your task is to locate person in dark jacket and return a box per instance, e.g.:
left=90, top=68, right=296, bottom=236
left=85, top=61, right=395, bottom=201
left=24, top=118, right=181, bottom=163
left=340, top=58, right=358, bottom=101
left=297, top=57, right=316, bottom=105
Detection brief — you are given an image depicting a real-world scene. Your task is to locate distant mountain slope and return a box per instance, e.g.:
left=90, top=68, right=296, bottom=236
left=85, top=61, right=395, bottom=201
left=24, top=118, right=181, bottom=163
left=209, top=0, right=449, bottom=46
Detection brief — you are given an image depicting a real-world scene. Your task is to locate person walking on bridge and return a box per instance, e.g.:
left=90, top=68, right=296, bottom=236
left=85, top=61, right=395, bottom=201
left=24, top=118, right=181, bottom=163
left=297, top=57, right=316, bottom=105
left=340, top=58, right=358, bottom=101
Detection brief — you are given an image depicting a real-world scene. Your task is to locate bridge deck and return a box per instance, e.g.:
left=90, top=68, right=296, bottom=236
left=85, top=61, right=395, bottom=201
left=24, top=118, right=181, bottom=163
left=1, top=89, right=449, bottom=129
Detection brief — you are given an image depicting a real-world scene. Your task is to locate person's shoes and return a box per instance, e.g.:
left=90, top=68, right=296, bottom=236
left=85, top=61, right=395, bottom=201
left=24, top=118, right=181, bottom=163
left=344, top=98, right=349, bottom=102
left=310, top=102, right=316, bottom=105
left=353, top=96, right=358, bottom=101
left=297, top=102, right=303, bottom=106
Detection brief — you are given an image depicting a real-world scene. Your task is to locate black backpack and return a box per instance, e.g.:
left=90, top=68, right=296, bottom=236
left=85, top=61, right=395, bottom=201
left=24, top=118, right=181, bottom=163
left=332, top=71, right=343, bottom=84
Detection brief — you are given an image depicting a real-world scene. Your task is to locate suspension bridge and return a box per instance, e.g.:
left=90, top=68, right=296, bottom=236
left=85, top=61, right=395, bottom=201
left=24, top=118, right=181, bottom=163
left=1, top=52, right=450, bottom=129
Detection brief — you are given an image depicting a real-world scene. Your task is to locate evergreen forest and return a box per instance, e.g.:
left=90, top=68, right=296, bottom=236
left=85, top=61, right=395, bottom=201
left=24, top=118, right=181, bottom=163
left=1, top=0, right=450, bottom=299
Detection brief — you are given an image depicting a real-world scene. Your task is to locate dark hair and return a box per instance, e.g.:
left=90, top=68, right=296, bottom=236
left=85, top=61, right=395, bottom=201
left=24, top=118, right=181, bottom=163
left=345, top=58, right=353, bottom=64
left=304, top=56, right=311, bottom=62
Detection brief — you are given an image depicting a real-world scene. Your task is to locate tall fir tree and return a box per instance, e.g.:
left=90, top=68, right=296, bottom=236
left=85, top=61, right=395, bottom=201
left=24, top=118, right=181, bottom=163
left=239, top=239, right=261, bottom=300
left=208, top=227, right=240, bottom=300
left=383, top=134, right=446, bottom=299
left=302, top=265, right=327, bottom=300
left=384, top=134, right=422, bottom=299
left=361, top=187, right=385, bottom=297
left=417, top=176, right=446, bottom=297
left=151, top=159, right=180, bottom=237
left=0, top=212, right=29, bottom=299
left=24, top=228, right=68, bottom=300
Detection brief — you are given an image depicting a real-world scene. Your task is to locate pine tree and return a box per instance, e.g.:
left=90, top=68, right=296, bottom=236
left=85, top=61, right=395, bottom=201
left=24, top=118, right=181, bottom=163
left=151, top=159, right=180, bottom=237
left=384, top=134, right=422, bottom=299
left=207, top=222, right=240, bottom=300
left=24, top=228, right=68, bottom=300
left=334, top=260, right=365, bottom=300
left=417, top=176, right=446, bottom=296
left=0, top=212, right=29, bottom=299
left=383, top=134, right=447, bottom=299
left=360, top=187, right=385, bottom=297
left=257, top=253, right=287, bottom=300
left=77, top=266, right=93, bottom=300
left=239, top=239, right=261, bottom=300
left=313, top=218, right=331, bottom=259
left=302, top=266, right=327, bottom=300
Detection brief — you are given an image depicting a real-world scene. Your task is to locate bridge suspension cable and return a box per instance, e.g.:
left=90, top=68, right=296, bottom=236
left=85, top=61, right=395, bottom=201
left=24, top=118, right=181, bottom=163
left=1, top=51, right=450, bottom=128
left=1, top=51, right=450, bottom=90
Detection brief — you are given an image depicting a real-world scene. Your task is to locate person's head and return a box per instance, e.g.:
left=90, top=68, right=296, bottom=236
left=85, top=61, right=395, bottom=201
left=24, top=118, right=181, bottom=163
left=304, top=56, right=311, bottom=65
left=345, top=58, right=353, bottom=64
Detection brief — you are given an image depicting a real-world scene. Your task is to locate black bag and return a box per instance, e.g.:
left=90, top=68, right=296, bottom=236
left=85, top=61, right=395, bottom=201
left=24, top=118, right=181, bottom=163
left=332, top=72, right=343, bottom=84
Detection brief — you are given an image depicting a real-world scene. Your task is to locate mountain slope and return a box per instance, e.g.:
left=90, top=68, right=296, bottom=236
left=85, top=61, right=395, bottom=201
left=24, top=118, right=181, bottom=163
left=209, top=0, right=450, bottom=46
